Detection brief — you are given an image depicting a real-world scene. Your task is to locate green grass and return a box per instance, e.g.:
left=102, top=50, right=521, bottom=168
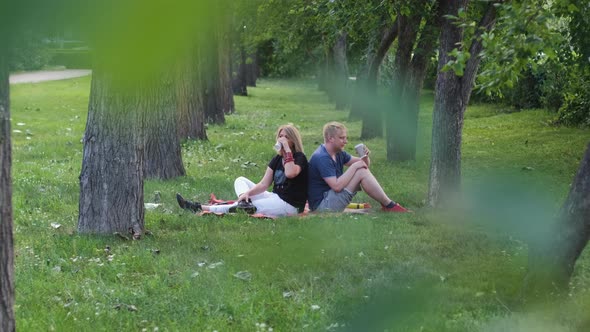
left=10, top=77, right=590, bottom=331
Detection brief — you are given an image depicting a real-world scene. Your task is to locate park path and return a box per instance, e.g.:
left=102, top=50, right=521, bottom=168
left=9, top=69, right=91, bottom=84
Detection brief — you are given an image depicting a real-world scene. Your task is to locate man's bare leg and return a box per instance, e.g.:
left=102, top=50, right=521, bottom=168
left=344, top=168, right=392, bottom=206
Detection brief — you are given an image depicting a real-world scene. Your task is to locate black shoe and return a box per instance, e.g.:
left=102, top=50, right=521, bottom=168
left=176, top=193, right=201, bottom=212
left=229, top=200, right=257, bottom=214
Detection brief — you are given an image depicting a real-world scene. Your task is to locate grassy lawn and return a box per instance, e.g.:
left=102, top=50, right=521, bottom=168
left=10, top=77, right=590, bottom=331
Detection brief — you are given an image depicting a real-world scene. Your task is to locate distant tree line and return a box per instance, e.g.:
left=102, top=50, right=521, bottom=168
left=244, top=0, right=589, bottom=128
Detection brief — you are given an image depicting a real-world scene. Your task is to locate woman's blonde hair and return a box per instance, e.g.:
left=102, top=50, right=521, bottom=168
left=323, top=121, right=346, bottom=142
left=276, top=124, right=304, bottom=154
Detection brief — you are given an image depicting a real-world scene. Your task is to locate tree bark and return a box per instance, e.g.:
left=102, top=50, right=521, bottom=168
left=143, top=71, right=185, bottom=180
left=427, top=0, right=497, bottom=207
left=387, top=13, right=421, bottom=161
left=199, top=20, right=233, bottom=124
left=245, top=53, right=258, bottom=87
left=317, top=47, right=330, bottom=93
left=367, top=17, right=399, bottom=93
left=391, top=3, right=441, bottom=161
left=526, top=143, right=590, bottom=293
left=349, top=65, right=370, bottom=121
left=0, top=43, right=15, bottom=332
left=176, top=48, right=207, bottom=141
left=176, top=24, right=227, bottom=140
left=359, top=17, right=399, bottom=140
left=217, top=23, right=235, bottom=115
left=396, top=53, right=430, bottom=162
left=332, top=31, right=349, bottom=110
left=206, top=68, right=225, bottom=122
left=323, top=48, right=336, bottom=102
left=200, top=26, right=225, bottom=124
left=232, top=38, right=248, bottom=97
left=78, top=68, right=145, bottom=236
left=550, top=143, right=590, bottom=281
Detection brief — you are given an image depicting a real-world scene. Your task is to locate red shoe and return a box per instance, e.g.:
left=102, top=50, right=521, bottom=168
left=381, top=203, right=410, bottom=213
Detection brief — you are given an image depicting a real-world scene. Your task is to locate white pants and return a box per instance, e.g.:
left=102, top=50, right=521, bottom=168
left=207, top=177, right=299, bottom=217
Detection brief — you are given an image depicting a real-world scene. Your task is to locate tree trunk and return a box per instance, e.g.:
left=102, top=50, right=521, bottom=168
left=359, top=17, right=399, bottom=140
left=427, top=0, right=496, bottom=207
left=317, top=50, right=330, bottom=93
left=232, top=42, right=248, bottom=97
left=550, top=143, right=590, bottom=280
left=525, top=143, right=590, bottom=294
left=332, top=31, right=349, bottom=110
left=176, top=48, right=207, bottom=141
left=0, top=43, right=15, bottom=332
left=144, top=71, right=185, bottom=180
left=217, top=23, right=235, bottom=115
left=349, top=66, right=370, bottom=121
left=78, top=68, right=145, bottom=236
left=245, top=52, right=258, bottom=87
left=387, top=14, right=420, bottom=161
left=366, top=17, right=399, bottom=92
left=324, top=48, right=336, bottom=102
left=204, top=24, right=228, bottom=124
left=391, top=3, right=441, bottom=161
left=350, top=23, right=380, bottom=121
left=349, top=13, right=397, bottom=119
left=397, top=59, right=430, bottom=161
left=206, top=70, right=225, bottom=123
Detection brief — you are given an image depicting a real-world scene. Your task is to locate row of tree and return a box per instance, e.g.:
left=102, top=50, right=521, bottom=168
left=249, top=0, right=574, bottom=203
left=245, top=0, right=590, bottom=295
left=0, top=1, right=262, bottom=329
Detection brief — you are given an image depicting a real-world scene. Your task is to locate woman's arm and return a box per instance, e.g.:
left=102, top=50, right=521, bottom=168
left=238, top=167, right=274, bottom=202
left=283, top=156, right=302, bottom=178
left=279, top=139, right=302, bottom=178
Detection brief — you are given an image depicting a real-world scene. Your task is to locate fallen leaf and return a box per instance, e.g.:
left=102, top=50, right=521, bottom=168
left=234, top=271, right=252, bottom=281
left=207, top=261, right=224, bottom=269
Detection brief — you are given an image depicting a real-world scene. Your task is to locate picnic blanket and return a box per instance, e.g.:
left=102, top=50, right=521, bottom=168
left=197, top=193, right=372, bottom=219
left=198, top=194, right=277, bottom=219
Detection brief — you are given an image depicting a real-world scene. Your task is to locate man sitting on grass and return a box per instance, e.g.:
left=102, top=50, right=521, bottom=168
left=307, top=121, right=409, bottom=213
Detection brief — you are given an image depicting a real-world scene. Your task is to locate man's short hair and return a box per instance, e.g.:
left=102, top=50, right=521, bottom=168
left=323, top=121, right=346, bottom=142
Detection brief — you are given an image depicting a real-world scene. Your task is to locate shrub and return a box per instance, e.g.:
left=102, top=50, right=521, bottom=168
left=504, top=67, right=542, bottom=109
left=255, top=38, right=316, bottom=77
left=9, top=32, right=52, bottom=71
left=48, top=49, right=92, bottom=69
left=555, top=67, right=590, bottom=127
left=538, top=60, right=568, bottom=112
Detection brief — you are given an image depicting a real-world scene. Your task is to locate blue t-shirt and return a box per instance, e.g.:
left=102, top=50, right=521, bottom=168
left=307, top=144, right=352, bottom=211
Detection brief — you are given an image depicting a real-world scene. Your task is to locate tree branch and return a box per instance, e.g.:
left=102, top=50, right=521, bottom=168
left=367, top=15, right=399, bottom=82
left=462, top=1, right=499, bottom=97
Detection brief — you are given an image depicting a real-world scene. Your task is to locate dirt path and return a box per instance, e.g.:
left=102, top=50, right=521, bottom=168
left=9, top=69, right=91, bottom=84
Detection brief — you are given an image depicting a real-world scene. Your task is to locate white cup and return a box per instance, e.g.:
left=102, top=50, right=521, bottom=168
left=274, top=142, right=282, bottom=151
left=354, top=143, right=366, bottom=157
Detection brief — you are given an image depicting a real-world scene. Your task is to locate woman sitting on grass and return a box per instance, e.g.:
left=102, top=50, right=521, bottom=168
left=177, top=124, right=308, bottom=217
